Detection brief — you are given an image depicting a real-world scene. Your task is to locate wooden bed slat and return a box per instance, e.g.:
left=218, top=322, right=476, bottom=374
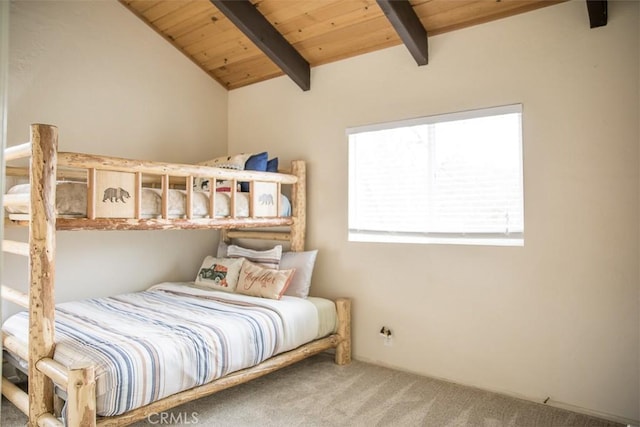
left=2, top=239, right=29, bottom=256
left=208, top=183, right=215, bottom=218
left=57, top=152, right=298, bottom=184
left=3, top=331, right=29, bottom=361
left=5, top=165, right=29, bottom=177
left=134, top=172, right=142, bottom=219
left=161, top=174, right=169, bottom=219
left=1, top=284, right=29, bottom=308
left=5, top=141, right=32, bottom=161
left=2, top=377, right=29, bottom=415
left=36, top=358, right=69, bottom=389
left=37, top=413, right=65, bottom=427
left=87, top=168, right=97, bottom=220
left=185, top=176, right=193, bottom=219
left=230, top=179, right=237, bottom=218
left=248, top=181, right=254, bottom=218
left=276, top=182, right=282, bottom=219
left=224, top=229, right=291, bottom=241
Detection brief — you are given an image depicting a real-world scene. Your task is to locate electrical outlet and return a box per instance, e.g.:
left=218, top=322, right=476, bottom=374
left=379, top=326, right=393, bottom=346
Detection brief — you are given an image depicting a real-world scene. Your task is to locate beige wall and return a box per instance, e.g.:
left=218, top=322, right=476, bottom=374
left=4, top=1, right=226, bottom=313
left=228, top=1, right=639, bottom=423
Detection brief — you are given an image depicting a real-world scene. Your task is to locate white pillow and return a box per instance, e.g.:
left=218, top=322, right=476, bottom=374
left=280, top=250, right=318, bottom=298
left=236, top=260, right=295, bottom=300
left=217, top=241, right=229, bottom=257
left=225, top=244, right=283, bottom=269
left=195, top=256, right=244, bottom=292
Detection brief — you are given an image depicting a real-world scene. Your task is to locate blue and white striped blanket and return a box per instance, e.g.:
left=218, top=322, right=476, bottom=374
left=2, top=282, right=321, bottom=416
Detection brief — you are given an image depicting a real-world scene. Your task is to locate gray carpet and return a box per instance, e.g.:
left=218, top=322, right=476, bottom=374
left=1, top=353, right=623, bottom=426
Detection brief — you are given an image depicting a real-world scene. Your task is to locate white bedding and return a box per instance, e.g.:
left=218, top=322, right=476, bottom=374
left=2, top=282, right=336, bottom=416
left=5, top=181, right=291, bottom=218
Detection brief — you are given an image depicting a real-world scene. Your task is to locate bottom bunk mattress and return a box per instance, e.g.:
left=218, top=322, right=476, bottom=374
left=2, top=282, right=337, bottom=416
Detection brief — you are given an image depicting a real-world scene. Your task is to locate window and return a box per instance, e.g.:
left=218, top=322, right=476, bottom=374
left=348, top=104, right=524, bottom=246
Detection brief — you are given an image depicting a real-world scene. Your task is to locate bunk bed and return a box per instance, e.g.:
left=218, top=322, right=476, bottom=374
left=1, top=123, right=352, bottom=427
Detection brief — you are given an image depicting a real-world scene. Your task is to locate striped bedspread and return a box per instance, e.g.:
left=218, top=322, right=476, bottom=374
left=2, top=282, right=323, bottom=416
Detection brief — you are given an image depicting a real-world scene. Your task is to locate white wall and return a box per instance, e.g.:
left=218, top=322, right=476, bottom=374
left=228, top=1, right=639, bottom=423
left=4, top=1, right=226, bottom=314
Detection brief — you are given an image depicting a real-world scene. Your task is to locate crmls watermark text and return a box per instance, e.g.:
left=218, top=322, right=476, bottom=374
left=147, top=411, right=199, bottom=425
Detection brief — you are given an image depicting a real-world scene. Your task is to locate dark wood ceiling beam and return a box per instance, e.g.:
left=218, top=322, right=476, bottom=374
left=586, top=0, right=607, bottom=28
left=210, top=0, right=310, bottom=91
left=376, top=0, right=428, bottom=66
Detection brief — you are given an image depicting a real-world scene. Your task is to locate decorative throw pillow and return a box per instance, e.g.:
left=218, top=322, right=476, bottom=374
left=199, top=153, right=252, bottom=170
left=266, top=157, right=279, bottom=172
left=236, top=260, right=295, bottom=300
left=240, top=152, right=268, bottom=192
left=194, top=256, right=244, bottom=292
left=244, top=152, right=268, bottom=171
left=226, top=244, right=282, bottom=269
left=280, top=250, right=318, bottom=298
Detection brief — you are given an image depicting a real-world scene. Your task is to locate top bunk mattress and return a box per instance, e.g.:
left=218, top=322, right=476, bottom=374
left=2, top=282, right=336, bottom=416
left=5, top=181, right=291, bottom=219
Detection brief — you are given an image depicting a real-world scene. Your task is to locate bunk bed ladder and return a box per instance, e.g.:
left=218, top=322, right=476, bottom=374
left=2, top=140, right=33, bottom=419
left=1, top=124, right=96, bottom=427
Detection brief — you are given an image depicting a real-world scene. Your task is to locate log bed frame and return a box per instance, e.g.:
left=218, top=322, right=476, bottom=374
left=1, top=123, right=352, bottom=427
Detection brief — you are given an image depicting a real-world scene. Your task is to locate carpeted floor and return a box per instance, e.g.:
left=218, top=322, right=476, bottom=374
left=1, top=352, right=624, bottom=426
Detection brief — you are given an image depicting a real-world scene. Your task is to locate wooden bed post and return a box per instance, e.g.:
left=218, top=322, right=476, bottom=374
left=335, top=298, right=352, bottom=365
left=66, top=365, right=96, bottom=426
left=28, top=123, right=58, bottom=426
left=290, top=160, right=306, bottom=252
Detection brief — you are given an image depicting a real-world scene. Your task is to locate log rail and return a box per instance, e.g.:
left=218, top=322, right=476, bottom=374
left=6, top=149, right=307, bottom=245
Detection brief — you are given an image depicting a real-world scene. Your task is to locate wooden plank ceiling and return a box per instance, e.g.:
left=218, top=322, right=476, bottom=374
left=121, top=0, right=565, bottom=91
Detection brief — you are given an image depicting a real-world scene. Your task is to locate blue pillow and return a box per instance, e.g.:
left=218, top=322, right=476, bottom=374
left=244, top=152, right=268, bottom=171
left=241, top=152, right=268, bottom=192
left=267, top=157, right=279, bottom=172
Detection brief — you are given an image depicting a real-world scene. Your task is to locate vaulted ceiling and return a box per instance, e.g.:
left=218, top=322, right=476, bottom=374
left=120, top=0, right=606, bottom=91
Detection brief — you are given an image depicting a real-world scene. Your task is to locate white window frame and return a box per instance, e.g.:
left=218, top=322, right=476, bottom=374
left=347, top=104, right=524, bottom=247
